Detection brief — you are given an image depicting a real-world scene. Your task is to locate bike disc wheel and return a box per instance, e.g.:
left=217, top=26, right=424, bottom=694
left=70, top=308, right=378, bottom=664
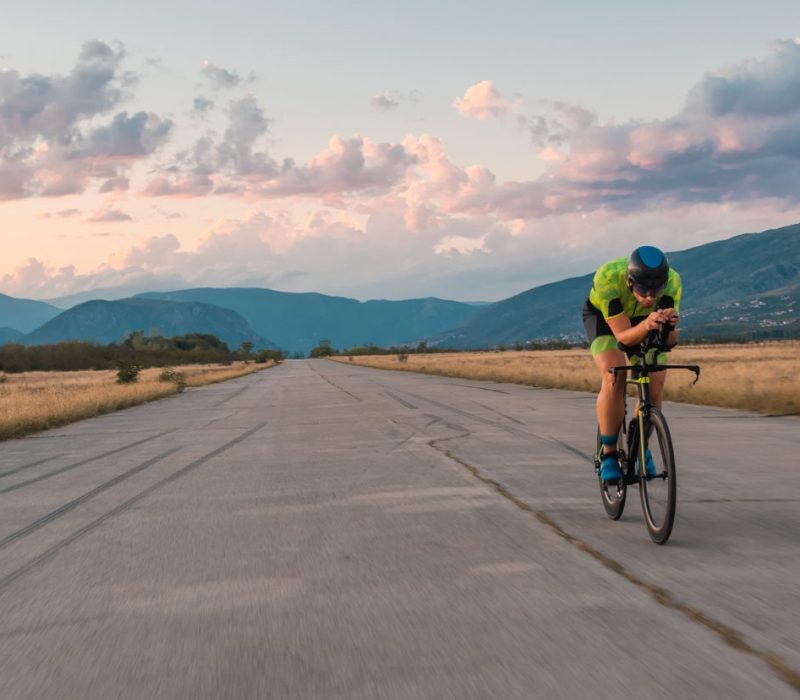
left=637, top=408, right=676, bottom=544
left=597, top=427, right=626, bottom=520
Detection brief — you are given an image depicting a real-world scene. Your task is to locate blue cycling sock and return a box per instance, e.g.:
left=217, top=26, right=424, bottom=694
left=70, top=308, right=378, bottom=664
left=600, top=434, right=617, bottom=447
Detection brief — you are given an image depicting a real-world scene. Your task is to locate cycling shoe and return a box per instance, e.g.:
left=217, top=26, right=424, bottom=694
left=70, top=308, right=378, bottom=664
left=644, top=448, right=658, bottom=477
left=600, top=453, right=622, bottom=483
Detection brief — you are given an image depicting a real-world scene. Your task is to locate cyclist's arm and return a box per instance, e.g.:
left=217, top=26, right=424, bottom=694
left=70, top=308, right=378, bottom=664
left=659, top=292, right=680, bottom=348
left=607, top=311, right=670, bottom=347
left=661, top=308, right=679, bottom=347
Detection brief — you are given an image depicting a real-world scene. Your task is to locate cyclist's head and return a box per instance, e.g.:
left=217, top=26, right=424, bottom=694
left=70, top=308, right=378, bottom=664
left=627, top=246, right=669, bottom=297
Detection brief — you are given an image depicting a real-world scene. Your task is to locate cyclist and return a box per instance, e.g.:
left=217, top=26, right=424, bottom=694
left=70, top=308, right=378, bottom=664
left=582, top=246, right=681, bottom=483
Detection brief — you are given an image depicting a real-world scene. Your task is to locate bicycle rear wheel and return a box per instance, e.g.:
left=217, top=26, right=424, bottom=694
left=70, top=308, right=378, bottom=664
left=596, top=427, right=626, bottom=520
left=637, top=408, right=676, bottom=544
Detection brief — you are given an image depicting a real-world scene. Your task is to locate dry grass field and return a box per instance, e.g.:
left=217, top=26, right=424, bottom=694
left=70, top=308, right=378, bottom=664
left=335, top=343, right=800, bottom=416
left=0, top=362, right=271, bottom=441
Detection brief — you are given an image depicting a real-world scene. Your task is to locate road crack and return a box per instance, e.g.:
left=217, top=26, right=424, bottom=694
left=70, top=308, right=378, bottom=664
left=427, top=430, right=800, bottom=694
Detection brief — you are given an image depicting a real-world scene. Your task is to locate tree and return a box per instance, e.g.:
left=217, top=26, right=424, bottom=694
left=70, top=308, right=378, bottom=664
left=237, top=341, right=254, bottom=361
left=309, top=344, right=335, bottom=358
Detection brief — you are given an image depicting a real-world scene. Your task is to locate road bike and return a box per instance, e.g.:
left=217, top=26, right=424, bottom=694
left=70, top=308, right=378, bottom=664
left=594, top=329, right=700, bottom=544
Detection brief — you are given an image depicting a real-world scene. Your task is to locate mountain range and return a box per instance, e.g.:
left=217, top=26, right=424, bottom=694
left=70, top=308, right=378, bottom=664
left=136, top=289, right=482, bottom=355
left=0, top=293, right=60, bottom=333
left=434, top=223, right=800, bottom=347
left=24, top=299, right=272, bottom=350
left=1, top=223, right=798, bottom=352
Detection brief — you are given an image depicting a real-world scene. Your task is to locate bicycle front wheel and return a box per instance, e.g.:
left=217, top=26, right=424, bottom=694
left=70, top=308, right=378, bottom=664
left=637, top=408, right=676, bottom=544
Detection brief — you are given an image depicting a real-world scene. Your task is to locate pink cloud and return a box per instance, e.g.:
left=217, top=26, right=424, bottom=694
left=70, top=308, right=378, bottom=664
left=0, top=43, right=171, bottom=201
left=141, top=175, right=215, bottom=198
left=453, top=80, right=509, bottom=120
left=84, top=208, right=133, bottom=223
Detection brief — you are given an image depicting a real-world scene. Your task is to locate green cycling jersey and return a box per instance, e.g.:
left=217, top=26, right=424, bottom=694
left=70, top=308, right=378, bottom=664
left=589, top=257, right=682, bottom=321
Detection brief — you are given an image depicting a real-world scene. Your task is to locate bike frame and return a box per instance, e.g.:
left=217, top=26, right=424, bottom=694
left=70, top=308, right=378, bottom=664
left=608, top=336, right=700, bottom=482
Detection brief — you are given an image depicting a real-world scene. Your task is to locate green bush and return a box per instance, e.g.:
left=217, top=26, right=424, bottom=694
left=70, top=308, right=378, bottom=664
left=158, top=367, right=186, bottom=392
left=116, top=358, right=142, bottom=384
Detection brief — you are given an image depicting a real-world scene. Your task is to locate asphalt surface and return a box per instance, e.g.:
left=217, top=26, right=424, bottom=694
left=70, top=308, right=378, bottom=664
left=0, top=359, right=798, bottom=698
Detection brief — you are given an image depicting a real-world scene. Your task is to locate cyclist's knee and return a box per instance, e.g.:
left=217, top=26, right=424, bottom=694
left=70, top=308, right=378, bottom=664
left=599, top=368, right=625, bottom=394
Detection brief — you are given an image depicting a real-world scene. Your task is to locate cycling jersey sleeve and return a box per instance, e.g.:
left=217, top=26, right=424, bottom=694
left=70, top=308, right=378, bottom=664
left=664, top=270, right=682, bottom=313
left=591, top=261, right=626, bottom=320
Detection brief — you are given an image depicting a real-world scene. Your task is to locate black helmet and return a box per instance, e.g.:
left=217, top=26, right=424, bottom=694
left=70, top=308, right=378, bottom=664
left=627, top=246, right=669, bottom=295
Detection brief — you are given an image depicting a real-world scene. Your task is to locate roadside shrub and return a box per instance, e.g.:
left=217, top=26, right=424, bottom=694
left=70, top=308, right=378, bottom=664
left=158, top=367, right=186, bottom=392
left=255, top=349, right=284, bottom=364
left=116, top=358, right=142, bottom=384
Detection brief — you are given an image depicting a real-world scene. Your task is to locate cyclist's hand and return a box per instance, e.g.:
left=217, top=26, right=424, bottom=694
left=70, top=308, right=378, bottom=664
left=661, top=308, right=679, bottom=325
left=645, top=311, right=666, bottom=331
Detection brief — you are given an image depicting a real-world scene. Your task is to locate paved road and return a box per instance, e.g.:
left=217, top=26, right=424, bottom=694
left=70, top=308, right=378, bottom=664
left=0, top=359, right=798, bottom=698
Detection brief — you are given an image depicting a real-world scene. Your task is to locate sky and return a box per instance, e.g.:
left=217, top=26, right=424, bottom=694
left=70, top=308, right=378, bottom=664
left=2, top=0, right=800, bottom=302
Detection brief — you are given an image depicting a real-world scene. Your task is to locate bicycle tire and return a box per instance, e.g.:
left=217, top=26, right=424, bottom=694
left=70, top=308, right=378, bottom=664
left=596, top=426, right=626, bottom=520
left=637, top=408, right=676, bottom=544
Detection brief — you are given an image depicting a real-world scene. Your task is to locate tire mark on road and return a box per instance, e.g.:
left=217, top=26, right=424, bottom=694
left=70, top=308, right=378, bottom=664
left=0, top=446, right=182, bottom=552
left=0, top=422, right=267, bottom=594
left=214, top=385, right=249, bottom=407
left=471, top=401, right=525, bottom=425
left=547, top=437, right=594, bottom=464
left=384, top=391, right=417, bottom=410
left=0, top=430, right=176, bottom=495
left=427, top=429, right=800, bottom=695
left=0, top=455, right=61, bottom=480
left=456, top=384, right=510, bottom=394
left=405, top=392, right=526, bottom=436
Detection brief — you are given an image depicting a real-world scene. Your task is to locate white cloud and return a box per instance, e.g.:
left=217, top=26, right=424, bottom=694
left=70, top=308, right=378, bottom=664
left=453, top=80, right=510, bottom=120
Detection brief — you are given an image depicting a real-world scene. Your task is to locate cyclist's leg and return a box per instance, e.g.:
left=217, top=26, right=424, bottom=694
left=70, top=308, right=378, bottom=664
left=583, top=299, right=627, bottom=480
left=650, top=371, right=665, bottom=408
left=593, top=344, right=627, bottom=452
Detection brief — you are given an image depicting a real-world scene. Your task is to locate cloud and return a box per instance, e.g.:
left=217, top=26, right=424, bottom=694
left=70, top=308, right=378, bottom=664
left=200, top=60, right=253, bottom=90
left=371, top=89, right=421, bottom=112
left=446, top=40, right=800, bottom=218
left=453, top=80, right=509, bottom=120
left=216, top=96, right=274, bottom=175
left=686, top=39, right=800, bottom=117
left=134, top=39, right=800, bottom=222
left=99, top=176, right=130, bottom=193
left=192, top=95, right=214, bottom=115
left=518, top=101, right=598, bottom=146
left=84, top=208, right=133, bottom=222
left=256, top=136, right=417, bottom=198
left=73, top=111, right=172, bottom=160
left=0, top=40, right=127, bottom=147
left=0, top=41, right=171, bottom=200
left=372, top=90, right=400, bottom=111
left=146, top=93, right=415, bottom=199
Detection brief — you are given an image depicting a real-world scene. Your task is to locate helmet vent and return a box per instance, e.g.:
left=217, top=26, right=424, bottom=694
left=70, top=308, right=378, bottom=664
left=638, top=245, right=664, bottom=269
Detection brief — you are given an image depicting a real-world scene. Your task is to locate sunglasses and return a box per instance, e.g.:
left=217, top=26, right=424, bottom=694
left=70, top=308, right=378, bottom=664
left=630, top=281, right=665, bottom=297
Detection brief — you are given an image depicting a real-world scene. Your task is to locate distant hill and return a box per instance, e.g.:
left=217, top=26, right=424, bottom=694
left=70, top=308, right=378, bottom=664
left=23, top=298, right=274, bottom=349
left=0, top=328, right=24, bottom=344
left=434, top=223, right=800, bottom=347
left=43, top=280, right=188, bottom=309
left=0, top=293, right=61, bottom=334
left=137, top=289, right=482, bottom=355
